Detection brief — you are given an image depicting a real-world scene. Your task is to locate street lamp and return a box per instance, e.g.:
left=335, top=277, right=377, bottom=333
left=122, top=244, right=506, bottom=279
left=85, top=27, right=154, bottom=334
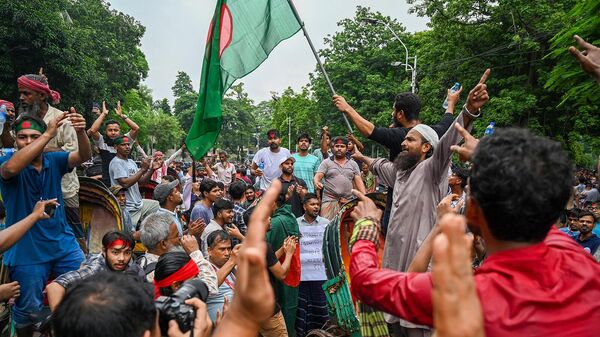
left=361, top=17, right=418, bottom=93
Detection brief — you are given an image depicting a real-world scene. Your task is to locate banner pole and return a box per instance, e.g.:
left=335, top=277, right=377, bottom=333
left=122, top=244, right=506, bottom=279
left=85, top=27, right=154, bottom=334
left=287, top=0, right=354, bottom=133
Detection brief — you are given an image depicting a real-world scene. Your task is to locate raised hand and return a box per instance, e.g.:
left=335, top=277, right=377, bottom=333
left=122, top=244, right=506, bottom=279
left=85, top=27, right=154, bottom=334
left=283, top=236, right=297, bottom=255
left=188, top=218, right=206, bottom=237
left=140, top=157, right=151, bottom=171
left=333, top=95, right=352, bottom=113
left=450, top=123, right=480, bottom=162
left=431, top=214, right=484, bottom=337
left=67, top=107, right=87, bottom=133
left=436, top=194, right=463, bottom=220
left=350, top=189, right=382, bottom=221
left=114, top=100, right=123, bottom=118
left=225, top=224, right=243, bottom=241
left=465, top=69, right=490, bottom=113
left=569, top=35, right=600, bottom=84
left=45, top=112, right=68, bottom=138
left=216, top=181, right=282, bottom=333
left=101, top=101, right=108, bottom=116
left=180, top=235, right=200, bottom=255
left=446, top=85, right=464, bottom=109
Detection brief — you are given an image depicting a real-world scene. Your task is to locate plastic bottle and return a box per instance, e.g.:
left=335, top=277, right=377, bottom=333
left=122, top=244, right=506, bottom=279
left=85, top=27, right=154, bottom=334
left=0, top=105, right=7, bottom=136
left=0, top=148, right=15, bottom=157
left=442, top=83, right=461, bottom=110
left=258, top=161, right=265, bottom=171
left=484, top=122, right=495, bottom=136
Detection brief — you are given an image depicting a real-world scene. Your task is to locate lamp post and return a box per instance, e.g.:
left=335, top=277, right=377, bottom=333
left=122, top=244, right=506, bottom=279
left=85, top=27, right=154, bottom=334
left=362, top=18, right=418, bottom=93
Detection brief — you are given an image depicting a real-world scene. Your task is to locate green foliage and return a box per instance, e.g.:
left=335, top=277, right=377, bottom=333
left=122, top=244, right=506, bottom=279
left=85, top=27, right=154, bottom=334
left=0, top=0, right=148, bottom=116
left=216, top=83, right=258, bottom=159
left=122, top=86, right=184, bottom=154
left=270, top=87, right=319, bottom=151
left=304, top=2, right=598, bottom=167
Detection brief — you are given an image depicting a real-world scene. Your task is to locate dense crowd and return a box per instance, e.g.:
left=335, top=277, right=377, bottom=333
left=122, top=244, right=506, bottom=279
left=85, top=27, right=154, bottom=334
left=0, top=36, right=597, bottom=337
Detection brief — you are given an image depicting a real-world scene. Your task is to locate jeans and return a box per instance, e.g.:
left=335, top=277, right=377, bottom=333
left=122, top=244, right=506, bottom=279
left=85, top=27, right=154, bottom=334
left=9, top=250, right=84, bottom=327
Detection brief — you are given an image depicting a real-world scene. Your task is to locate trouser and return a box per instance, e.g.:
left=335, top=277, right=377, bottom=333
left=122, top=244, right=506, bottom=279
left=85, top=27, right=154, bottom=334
left=9, top=250, right=84, bottom=328
left=259, top=311, right=288, bottom=337
left=129, top=199, right=160, bottom=227
left=388, top=322, right=432, bottom=337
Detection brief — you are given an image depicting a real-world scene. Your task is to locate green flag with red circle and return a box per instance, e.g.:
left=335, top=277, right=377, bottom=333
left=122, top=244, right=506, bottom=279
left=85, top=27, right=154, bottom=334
left=185, top=0, right=301, bottom=159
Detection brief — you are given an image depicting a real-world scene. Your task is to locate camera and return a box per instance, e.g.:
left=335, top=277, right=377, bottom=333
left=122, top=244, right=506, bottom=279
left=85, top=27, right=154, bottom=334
left=155, top=278, right=209, bottom=336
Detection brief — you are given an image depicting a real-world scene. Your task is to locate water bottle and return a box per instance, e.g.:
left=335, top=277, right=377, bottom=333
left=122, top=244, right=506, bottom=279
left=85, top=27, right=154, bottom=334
left=258, top=161, right=265, bottom=171
left=484, top=122, right=495, bottom=136
left=0, top=148, right=15, bottom=157
left=0, top=105, right=7, bottom=136
left=442, top=83, right=461, bottom=110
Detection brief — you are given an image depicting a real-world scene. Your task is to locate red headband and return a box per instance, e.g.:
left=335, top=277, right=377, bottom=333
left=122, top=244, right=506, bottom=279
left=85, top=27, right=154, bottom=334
left=0, top=100, right=14, bottom=110
left=17, top=76, right=61, bottom=104
left=153, top=259, right=199, bottom=299
left=105, top=238, right=132, bottom=250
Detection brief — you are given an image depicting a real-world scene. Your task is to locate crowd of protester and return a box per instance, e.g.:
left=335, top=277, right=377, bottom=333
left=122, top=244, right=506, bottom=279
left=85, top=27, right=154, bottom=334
left=0, top=35, right=597, bottom=337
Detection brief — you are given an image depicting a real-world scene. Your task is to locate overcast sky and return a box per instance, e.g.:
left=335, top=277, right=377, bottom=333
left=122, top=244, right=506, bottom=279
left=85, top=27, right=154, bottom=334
left=109, top=0, right=429, bottom=104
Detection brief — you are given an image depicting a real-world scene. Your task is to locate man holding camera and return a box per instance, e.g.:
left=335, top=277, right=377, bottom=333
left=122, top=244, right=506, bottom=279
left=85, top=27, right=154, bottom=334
left=0, top=111, right=91, bottom=337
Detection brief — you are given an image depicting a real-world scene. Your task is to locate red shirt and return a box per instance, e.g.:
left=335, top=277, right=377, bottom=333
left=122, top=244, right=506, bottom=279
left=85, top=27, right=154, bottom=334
left=350, top=227, right=600, bottom=337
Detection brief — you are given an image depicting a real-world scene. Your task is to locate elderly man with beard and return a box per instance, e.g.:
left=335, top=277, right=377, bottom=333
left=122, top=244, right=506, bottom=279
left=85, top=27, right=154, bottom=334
left=251, top=129, right=291, bottom=191
left=314, top=136, right=365, bottom=220
left=352, top=70, right=490, bottom=337
left=46, top=231, right=143, bottom=311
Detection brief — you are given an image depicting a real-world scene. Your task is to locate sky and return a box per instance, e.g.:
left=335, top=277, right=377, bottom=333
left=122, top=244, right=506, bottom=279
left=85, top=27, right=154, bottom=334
left=108, top=0, right=429, bottom=104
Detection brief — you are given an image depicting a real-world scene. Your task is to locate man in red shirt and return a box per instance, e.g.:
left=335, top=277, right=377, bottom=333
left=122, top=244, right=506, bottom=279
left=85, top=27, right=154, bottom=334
left=350, top=127, right=600, bottom=337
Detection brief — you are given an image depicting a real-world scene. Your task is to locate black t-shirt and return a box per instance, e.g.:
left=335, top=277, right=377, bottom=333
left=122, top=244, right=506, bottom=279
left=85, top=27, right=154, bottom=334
left=278, top=175, right=307, bottom=217
left=266, top=243, right=282, bottom=314
left=368, top=113, right=455, bottom=161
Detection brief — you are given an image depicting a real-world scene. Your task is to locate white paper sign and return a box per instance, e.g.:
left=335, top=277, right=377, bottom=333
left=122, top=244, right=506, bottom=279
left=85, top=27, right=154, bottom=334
left=299, top=222, right=327, bottom=281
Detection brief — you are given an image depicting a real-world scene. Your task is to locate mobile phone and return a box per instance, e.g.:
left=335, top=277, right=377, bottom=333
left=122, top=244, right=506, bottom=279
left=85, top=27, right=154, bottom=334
left=44, top=203, right=57, bottom=217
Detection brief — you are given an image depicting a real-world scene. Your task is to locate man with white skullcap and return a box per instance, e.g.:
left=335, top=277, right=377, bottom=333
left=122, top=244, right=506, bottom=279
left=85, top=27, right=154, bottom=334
left=352, top=70, right=491, bottom=337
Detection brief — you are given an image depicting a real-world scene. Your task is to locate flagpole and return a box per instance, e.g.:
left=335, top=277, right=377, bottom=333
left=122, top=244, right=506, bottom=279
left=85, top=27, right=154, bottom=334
left=286, top=0, right=353, bottom=133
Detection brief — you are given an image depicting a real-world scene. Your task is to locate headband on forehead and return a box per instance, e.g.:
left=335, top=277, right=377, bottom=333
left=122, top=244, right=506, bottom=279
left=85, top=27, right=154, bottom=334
left=17, top=76, right=61, bottom=104
left=0, top=100, right=14, bottom=110
left=267, top=130, right=280, bottom=139
left=332, top=136, right=348, bottom=146
left=105, top=238, right=133, bottom=250
left=153, top=259, right=199, bottom=299
left=113, top=136, right=130, bottom=146
left=14, top=117, right=46, bottom=133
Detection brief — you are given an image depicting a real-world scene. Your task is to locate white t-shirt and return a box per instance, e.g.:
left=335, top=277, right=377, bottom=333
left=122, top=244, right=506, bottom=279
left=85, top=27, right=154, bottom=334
left=252, top=147, right=291, bottom=190
left=213, top=162, right=236, bottom=186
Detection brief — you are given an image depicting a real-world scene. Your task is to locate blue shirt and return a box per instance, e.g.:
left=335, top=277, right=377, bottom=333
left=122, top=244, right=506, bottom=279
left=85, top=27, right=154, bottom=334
left=592, top=223, right=600, bottom=238
left=560, top=227, right=579, bottom=237
left=575, top=233, right=600, bottom=255
left=191, top=203, right=213, bottom=224
left=292, top=153, right=320, bottom=193
left=0, top=152, right=80, bottom=266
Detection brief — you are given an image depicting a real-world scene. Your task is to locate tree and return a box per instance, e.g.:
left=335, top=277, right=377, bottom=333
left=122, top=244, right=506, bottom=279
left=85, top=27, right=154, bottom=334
left=154, top=98, right=172, bottom=114
left=270, top=87, right=319, bottom=151
left=216, top=83, right=257, bottom=160
left=172, top=71, right=194, bottom=98
left=0, top=0, right=148, bottom=116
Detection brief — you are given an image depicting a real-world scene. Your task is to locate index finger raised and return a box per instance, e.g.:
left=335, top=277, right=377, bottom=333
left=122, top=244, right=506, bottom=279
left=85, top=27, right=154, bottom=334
left=478, top=68, right=491, bottom=84
left=351, top=188, right=369, bottom=201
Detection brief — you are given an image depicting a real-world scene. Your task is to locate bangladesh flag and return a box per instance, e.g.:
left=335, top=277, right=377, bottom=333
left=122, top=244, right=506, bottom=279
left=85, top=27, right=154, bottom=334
left=186, top=0, right=301, bottom=159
